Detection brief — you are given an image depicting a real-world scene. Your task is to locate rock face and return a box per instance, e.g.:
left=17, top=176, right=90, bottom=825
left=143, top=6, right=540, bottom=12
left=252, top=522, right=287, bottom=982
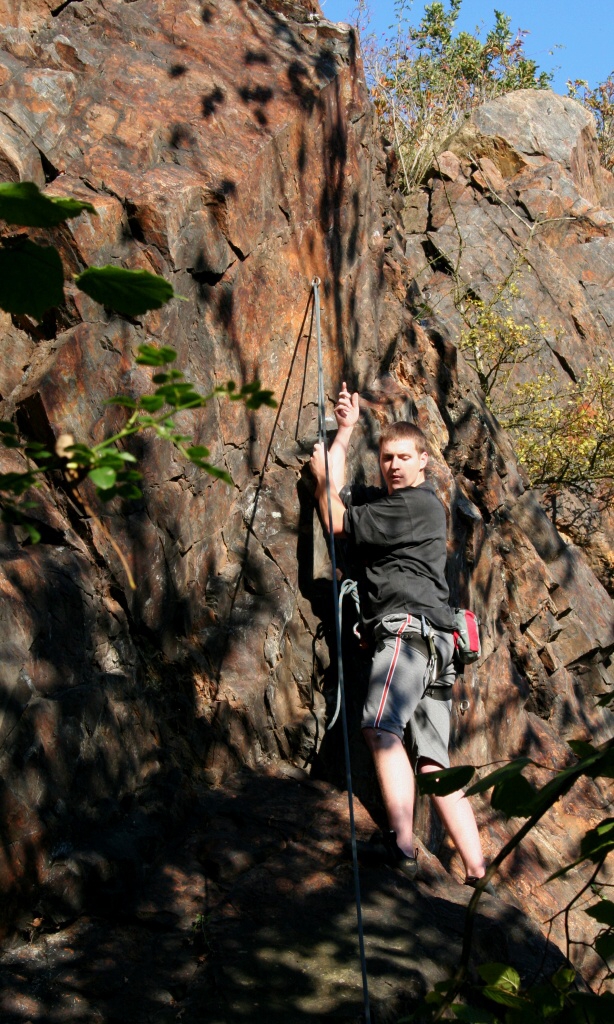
left=0, top=0, right=613, bottom=993
left=404, top=88, right=614, bottom=583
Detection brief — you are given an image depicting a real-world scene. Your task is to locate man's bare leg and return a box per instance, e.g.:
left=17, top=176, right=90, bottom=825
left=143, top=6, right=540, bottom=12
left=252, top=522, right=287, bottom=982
left=363, top=727, right=415, bottom=857
left=418, top=759, right=486, bottom=879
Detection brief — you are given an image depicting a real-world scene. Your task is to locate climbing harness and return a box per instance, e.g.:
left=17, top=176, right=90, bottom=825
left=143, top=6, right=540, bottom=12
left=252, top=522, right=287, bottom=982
left=312, top=277, right=372, bottom=1024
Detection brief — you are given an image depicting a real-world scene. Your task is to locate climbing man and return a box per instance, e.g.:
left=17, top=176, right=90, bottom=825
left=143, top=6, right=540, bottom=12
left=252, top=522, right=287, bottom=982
left=310, top=383, right=493, bottom=892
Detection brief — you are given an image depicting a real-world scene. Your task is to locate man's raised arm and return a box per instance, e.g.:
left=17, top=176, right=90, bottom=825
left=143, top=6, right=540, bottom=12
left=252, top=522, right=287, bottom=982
left=310, top=382, right=359, bottom=535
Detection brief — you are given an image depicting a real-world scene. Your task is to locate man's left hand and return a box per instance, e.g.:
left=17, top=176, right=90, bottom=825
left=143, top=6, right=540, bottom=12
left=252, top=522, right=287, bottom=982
left=310, top=442, right=326, bottom=488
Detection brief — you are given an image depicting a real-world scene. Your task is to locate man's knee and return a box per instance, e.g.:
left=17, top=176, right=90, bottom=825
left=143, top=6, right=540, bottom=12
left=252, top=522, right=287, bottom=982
left=417, top=756, right=446, bottom=775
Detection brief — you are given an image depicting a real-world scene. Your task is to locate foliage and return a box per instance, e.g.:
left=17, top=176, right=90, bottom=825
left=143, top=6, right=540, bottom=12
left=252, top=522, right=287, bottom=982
left=501, top=362, right=614, bottom=501
left=357, top=0, right=552, bottom=191
left=1, top=345, right=273, bottom=525
left=567, top=74, right=614, bottom=171
left=0, top=180, right=97, bottom=226
left=413, top=739, right=614, bottom=1022
left=458, top=281, right=548, bottom=401
left=0, top=182, right=276, bottom=579
left=0, top=181, right=175, bottom=320
left=457, top=278, right=614, bottom=517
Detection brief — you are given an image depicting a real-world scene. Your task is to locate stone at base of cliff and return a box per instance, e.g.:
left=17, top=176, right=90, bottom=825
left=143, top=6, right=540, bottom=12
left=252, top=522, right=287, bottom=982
left=0, top=765, right=565, bottom=1024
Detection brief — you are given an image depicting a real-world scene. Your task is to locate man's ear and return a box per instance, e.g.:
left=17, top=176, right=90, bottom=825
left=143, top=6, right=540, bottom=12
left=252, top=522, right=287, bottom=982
left=419, top=450, right=429, bottom=470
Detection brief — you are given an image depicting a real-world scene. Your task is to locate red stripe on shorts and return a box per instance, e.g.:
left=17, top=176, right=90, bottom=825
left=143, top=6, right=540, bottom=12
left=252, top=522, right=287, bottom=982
left=374, top=614, right=411, bottom=728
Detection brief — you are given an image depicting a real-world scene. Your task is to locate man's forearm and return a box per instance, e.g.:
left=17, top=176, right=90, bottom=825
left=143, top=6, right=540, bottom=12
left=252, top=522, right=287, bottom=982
left=327, top=422, right=354, bottom=493
left=316, top=480, right=346, bottom=536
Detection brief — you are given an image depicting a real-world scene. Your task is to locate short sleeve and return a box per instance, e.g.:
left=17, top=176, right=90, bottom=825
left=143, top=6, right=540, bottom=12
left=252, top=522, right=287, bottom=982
left=341, top=483, right=386, bottom=537
left=344, top=490, right=410, bottom=546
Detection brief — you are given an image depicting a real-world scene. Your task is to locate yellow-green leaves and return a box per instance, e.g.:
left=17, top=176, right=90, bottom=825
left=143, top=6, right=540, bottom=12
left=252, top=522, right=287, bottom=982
left=458, top=282, right=614, bottom=514
left=478, top=963, right=524, bottom=1011
left=504, top=362, right=614, bottom=497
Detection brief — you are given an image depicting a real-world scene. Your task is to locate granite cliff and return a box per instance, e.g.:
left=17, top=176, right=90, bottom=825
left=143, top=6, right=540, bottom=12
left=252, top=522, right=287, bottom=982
left=0, top=0, right=613, bottom=1017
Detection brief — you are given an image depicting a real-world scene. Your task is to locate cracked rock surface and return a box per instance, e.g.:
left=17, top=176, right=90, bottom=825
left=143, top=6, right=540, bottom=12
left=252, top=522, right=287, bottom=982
left=0, top=0, right=613, bottom=999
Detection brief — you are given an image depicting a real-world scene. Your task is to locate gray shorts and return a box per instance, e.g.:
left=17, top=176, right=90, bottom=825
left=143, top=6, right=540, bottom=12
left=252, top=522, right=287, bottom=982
left=361, top=613, right=455, bottom=768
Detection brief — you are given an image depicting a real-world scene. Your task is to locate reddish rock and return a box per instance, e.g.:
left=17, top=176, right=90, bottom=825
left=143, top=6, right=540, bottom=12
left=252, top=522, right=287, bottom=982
left=0, top=0, right=613, bottom=992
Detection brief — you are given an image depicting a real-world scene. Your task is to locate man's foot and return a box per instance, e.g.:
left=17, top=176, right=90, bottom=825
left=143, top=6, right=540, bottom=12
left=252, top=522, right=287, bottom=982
left=351, top=830, right=419, bottom=881
left=465, top=874, right=496, bottom=897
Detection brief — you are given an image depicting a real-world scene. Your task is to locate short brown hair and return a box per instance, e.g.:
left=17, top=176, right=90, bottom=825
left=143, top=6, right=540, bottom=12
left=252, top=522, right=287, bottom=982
left=378, top=421, right=429, bottom=454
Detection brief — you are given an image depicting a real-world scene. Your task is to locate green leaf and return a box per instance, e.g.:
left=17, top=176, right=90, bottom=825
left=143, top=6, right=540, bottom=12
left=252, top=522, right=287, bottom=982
left=567, top=991, right=614, bottom=1023
left=482, top=988, right=527, bottom=1010
left=151, top=371, right=184, bottom=384
left=153, top=383, right=203, bottom=409
left=450, top=1005, right=495, bottom=1023
left=139, top=395, right=166, bottom=412
left=587, top=746, right=614, bottom=779
left=0, top=471, right=38, bottom=495
left=595, top=692, right=614, bottom=707
left=2, top=436, right=22, bottom=448
left=24, top=445, right=54, bottom=461
left=595, top=932, right=614, bottom=961
left=202, top=464, right=232, bottom=484
left=23, top=522, right=41, bottom=544
left=76, top=266, right=174, bottom=316
left=465, top=758, right=532, bottom=797
left=586, top=901, right=614, bottom=926
left=551, top=966, right=576, bottom=991
left=88, top=465, right=117, bottom=490
left=417, top=764, right=475, bottom=796
left=245, top=389, right=277, bottom=410
left=0, top=421, right=17, bottom=435
left=580, top=818, right=614, bottom=861
left=477, top=964, right=520, bottom=993
left=186, top=446, right=210, bottom=459
left=135, top=344, right=177, bottom=366
left=568, top=740, right=597, bottom=758
left=106, top=396, right=138, bottom=409
left=490, top=775, right=537, bottom=819
left=0, top=239, right=64, bottom=320
left=528, top=983, right=565, bottom=1019
left=0, top=181, right=96, bottom=227
left=114, top=482, right=142, bottom=500
left=548, top=818, right=614, bottom=881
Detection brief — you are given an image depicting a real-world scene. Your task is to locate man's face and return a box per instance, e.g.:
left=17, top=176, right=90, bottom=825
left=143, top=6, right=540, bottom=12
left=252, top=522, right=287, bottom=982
left=379, top=438, right=428, bottom=493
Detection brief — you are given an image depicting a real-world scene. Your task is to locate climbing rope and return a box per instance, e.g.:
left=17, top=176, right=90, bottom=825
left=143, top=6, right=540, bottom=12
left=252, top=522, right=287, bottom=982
left=327, top=578, right=361, bottom=731
left=312, top=277, right=372, bottom=1024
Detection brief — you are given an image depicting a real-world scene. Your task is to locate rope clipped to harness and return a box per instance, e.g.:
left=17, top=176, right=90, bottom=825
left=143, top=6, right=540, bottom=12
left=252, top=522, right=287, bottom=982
left=312, top=277, right=372, bottom=1024
left=327, top=578, right=361, bottom=731
left=420, top=615, right=438, bottom=695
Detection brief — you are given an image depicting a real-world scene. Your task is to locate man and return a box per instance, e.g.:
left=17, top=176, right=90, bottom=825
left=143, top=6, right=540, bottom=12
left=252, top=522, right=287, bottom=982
left=310, top=383, right=491, bottom=891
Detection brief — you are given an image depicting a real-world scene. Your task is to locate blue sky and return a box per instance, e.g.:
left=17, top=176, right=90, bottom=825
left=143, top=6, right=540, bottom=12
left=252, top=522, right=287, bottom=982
left=320, top=0, right=613, bottom=95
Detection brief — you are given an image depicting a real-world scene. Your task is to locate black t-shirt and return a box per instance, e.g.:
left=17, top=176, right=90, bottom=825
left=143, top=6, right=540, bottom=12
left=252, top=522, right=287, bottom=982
left=342, top=481, right=454, bottom=635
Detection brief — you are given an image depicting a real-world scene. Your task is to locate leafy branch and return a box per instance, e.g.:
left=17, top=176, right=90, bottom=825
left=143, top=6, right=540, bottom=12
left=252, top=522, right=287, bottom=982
left=414, top=738, right=614, bottom=1021
left=0, top=181, right=276, bottom=586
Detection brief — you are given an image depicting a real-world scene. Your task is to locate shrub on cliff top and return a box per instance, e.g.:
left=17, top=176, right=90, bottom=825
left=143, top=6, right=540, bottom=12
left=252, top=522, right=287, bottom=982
left=568, top=73, right=614, bottom=170
left=356, top=0, right=553, bottom=191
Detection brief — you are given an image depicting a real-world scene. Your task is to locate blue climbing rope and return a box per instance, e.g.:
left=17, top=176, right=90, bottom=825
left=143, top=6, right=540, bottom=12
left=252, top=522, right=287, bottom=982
left=312, top=277, right=371, bottom=1024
